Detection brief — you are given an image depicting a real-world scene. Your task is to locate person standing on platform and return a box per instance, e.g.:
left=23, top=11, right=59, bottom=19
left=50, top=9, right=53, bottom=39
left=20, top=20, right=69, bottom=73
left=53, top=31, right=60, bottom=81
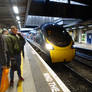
left=2, top=29, right=9, bottom=35
left=2, top=29, right=10, bottom=68
left=0, top=29, right=9, bottom=88
left=6, top=26, right=25, bottom=87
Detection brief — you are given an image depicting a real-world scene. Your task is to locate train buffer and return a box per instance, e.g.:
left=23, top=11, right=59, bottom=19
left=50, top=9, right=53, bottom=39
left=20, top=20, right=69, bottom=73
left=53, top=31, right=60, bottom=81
left=6, top=42, right=70, bottom=92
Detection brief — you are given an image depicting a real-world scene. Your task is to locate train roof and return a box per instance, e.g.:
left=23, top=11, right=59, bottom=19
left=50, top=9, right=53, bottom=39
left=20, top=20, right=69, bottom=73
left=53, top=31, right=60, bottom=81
left=40, top=23, right=65, bottom=31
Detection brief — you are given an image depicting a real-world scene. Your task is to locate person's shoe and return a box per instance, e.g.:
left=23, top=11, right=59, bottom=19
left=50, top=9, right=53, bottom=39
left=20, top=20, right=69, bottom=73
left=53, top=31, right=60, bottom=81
left=10, top=80, right=14, bottom=87
left=19, top=76, right=24, bottom=81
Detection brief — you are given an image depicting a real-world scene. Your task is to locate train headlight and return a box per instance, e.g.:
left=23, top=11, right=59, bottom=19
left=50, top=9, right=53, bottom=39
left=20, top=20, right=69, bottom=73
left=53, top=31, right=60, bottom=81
left=45, top=43, right=54, bottom=50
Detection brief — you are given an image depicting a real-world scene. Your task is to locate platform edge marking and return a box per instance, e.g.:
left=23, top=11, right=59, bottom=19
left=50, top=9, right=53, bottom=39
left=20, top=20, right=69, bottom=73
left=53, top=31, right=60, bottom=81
left=28, top=42, right=71, bottom=92
left=17, top=53, right=23, bottom=92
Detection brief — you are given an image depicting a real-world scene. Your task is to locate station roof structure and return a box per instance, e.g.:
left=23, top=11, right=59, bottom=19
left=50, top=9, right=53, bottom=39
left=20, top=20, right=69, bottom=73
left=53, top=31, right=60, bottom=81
left=27, top=0, right=92, bottom=19
left=0, top=0, right=28, bottom=28
left=0, top=0, right=92, bottom=28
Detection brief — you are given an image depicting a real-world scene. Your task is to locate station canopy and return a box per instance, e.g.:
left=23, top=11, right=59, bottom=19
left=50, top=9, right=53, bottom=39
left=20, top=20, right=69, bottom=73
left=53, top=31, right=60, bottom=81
left=0, top=0, right=28, bottom=28
left=24, top=0, right=92, bottom=28
left=25, top=15, right=81, bottom=28
left=0, top=0, right=92, bottom=28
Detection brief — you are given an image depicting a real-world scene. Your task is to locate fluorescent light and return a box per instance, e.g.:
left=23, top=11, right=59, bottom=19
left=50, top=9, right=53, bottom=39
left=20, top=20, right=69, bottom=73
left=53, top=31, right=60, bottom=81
left=16, top=16, right=20, bottom=20
left=72, top=27, right=76, bottom=29
left=79, top=26, right=84, bottom=29
left=88, top=25, right=92, bottom=27
left=18, top=21, right=21, bottom=24
left=50, top=0, right=68, bottom=3
left=13, top=6, right=19, bottom=14
left=70, top=1, right=87, bottom=6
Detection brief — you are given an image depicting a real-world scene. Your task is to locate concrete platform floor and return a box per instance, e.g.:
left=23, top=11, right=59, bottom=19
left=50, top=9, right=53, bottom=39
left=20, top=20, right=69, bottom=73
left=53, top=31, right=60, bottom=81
left=6, top=42, right=70, bottom=92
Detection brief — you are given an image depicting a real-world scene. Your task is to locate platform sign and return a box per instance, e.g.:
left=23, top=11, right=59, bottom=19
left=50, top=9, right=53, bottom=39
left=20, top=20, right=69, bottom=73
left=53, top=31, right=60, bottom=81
left=87, top=33, right=92, bottom=44
left=81, top=34, right=86, bottom=43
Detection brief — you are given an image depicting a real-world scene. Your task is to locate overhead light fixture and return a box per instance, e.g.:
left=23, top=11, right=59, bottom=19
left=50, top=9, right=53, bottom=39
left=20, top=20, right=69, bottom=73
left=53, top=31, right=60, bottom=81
left=88, top=25, right=92, bottom=27
left=72, top=27, right=76, bottom=29
left=79, top=26, right=84, bottom=29
left=18, top=21, right=21, bottom=24
left=70, top=1, right=87, bottom=6
left=16, top=16, right=20, bottom=20
left=13, top=6, right=19, bottom=14
left=50, top=0, right=68, bottom=3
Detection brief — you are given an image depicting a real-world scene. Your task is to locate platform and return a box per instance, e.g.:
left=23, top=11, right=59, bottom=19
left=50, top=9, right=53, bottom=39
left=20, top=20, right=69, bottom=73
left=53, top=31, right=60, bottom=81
left=6, top=42, right=70, bottom=92
left=74, top=42, right=92, bottom=50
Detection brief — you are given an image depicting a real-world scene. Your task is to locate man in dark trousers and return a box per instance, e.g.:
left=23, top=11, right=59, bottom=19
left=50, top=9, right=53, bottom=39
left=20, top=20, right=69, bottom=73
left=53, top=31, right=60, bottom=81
left=6, top=26, right=25, bottom=87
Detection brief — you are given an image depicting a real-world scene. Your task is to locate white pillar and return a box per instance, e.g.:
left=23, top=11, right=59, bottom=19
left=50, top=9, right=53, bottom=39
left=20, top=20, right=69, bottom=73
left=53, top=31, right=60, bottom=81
left=78, top=30, right=82, bottom=43
left=72, top=31, right=74, bottom=41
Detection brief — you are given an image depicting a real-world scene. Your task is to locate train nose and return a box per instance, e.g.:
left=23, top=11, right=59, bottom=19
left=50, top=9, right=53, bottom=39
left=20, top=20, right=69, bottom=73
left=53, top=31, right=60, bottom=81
left=50, top=49, right=75, bottom=63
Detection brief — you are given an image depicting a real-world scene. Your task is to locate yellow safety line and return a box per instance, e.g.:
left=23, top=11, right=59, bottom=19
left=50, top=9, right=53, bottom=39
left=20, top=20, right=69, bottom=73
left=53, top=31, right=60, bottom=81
left=17, top=53, right=23, bottom=92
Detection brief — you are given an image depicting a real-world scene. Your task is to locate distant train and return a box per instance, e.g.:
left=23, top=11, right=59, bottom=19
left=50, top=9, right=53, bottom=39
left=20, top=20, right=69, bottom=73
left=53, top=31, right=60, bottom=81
left=27, top=23, right=75, bottom=63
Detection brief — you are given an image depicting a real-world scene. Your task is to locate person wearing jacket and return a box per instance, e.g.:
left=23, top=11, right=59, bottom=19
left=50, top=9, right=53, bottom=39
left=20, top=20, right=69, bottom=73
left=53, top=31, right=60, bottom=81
left=6, top=26, right=25, bottom=87
left=0, top=29, right=9, bottom=86
left=2, top=29, right=8, bottom=35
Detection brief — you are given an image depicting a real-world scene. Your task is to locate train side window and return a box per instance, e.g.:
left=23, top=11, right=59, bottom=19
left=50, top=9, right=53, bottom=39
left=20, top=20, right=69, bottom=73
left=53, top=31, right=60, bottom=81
left=36, top=30, right=43, bottom=45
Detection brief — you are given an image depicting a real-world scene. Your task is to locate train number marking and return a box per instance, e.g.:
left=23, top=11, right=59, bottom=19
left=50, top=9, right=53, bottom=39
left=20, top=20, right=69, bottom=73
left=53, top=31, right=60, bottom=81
left=44, top=73, right=60, bottom=92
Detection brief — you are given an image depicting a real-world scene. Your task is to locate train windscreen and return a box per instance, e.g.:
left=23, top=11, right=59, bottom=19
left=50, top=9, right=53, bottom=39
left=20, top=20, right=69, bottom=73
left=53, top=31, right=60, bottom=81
left=46, top=26, right=72, bottom=47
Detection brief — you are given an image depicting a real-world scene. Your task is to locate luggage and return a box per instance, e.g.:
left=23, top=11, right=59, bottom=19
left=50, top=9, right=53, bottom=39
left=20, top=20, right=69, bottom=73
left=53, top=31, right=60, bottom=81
left=0, top=68, right=9, bottom=92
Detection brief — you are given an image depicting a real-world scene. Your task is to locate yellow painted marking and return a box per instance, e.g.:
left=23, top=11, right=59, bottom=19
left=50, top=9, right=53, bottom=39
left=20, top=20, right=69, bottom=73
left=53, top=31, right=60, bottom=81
left=17, top=53, right=23, bottom=92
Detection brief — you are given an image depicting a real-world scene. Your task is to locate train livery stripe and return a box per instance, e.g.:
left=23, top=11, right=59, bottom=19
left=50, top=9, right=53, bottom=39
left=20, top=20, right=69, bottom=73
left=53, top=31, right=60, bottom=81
left=17, top=53, right=23, bottom=92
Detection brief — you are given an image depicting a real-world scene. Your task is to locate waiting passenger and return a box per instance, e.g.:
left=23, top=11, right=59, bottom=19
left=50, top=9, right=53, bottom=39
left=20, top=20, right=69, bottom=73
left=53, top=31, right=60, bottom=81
left=2, top=29, right=11, bottom=70
left=2, top=29, right=9, bottom=35
left=36, top=33, right=41, bottom=43
left=6, top=26, right=25, bottom=87
left=0, top=29, right=10, bottom=88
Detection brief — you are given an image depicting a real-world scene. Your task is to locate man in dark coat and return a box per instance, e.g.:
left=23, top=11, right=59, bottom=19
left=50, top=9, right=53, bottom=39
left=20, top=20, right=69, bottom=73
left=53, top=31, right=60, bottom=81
left=0, top=29, right=9, bottom=86
left=6, top=26, right=25, bottom=87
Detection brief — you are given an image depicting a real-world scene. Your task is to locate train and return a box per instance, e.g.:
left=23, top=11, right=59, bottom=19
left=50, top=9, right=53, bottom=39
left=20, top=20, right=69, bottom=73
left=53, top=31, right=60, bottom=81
left=27, top=23, right=75, bottom=63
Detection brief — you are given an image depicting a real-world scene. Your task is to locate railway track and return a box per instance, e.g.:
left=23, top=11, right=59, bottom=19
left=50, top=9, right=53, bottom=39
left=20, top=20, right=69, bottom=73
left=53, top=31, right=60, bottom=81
left=75, top=47, right=92, bottom=56
left=74, top=56, right=92, bottom=68
left=52, top=63, right=92, bottom=92
left=28, top=42, right=92, bottom=92
left=41, top=53, right=92, bottom=91
left=76, top=51, right=92, bottom=61
left=62, top=53, right=92, bottom=92
left=63, top=62, right=92, bottom=86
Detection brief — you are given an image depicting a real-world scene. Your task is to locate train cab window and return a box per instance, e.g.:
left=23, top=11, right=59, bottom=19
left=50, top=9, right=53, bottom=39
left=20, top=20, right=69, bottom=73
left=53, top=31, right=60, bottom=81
left=47, top=30, right=52, bottom=36
left=46, top=26, right=72, bottom=46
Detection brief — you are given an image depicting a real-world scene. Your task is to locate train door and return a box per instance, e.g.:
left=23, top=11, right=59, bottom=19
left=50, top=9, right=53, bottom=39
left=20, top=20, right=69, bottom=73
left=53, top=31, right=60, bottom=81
left=87, top=33, right=92, bottom=44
